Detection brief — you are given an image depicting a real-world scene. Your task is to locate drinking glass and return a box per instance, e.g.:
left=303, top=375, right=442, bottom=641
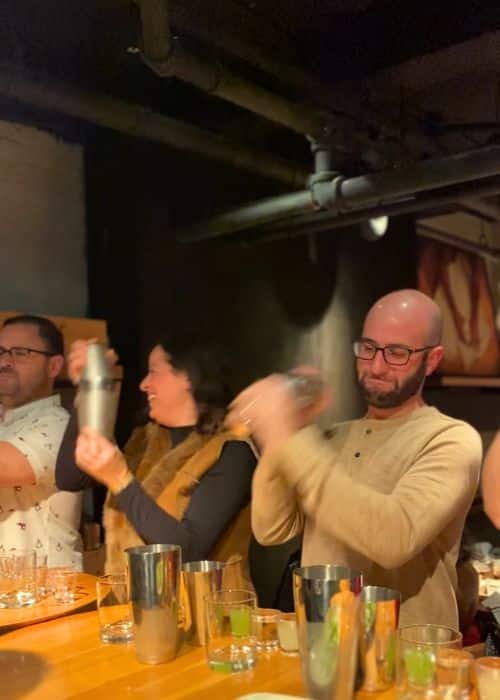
left=205, top=589, right=257, bottom=672
left=251, top=607, right=280, bottom=651
left=34, top=552, right=51, bottom=598
left=96, top=573, right=134, bottom=643
left=49, top=566, right=77, bottom=604
left=359, top=585, right=401, bottom=692
left=396, top=624, right=463, bottom=699
left=475, top=657, right=500, bottom=700
left=0, top=550, right=36, bottom=608
left=278, top=612, right=299, bottom=655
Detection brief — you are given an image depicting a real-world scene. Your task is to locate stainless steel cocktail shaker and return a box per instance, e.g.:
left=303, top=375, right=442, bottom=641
left=76, top=343, right=119, bottom=440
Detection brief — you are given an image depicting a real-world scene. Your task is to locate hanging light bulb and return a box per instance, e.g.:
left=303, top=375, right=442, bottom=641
left=361, top=216, right=389, bottom=241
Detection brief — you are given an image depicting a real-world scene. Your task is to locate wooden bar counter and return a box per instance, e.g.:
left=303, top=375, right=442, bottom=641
left=0, top=609, right=479, bottom=700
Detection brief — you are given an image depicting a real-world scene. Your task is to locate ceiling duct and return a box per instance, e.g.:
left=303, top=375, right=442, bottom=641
left=181, top=146, right=500, bottom=242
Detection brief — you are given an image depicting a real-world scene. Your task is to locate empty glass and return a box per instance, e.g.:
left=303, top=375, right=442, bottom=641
left=34, top=552, right=50, bottom=598
left=475, top=657, right=500, bottom=700
left=0, top=550, right=36, bottom=608
left=278, top=612, right=299, bottom=655
left=396, top=624, right=463, bottom=699
left=205, top=589, right=257, bottom=672
left=251, top=607, right=280, bottom=651
left=49, top=566, right=77, bottom=604
left=96, top=573, right=134, bottom=643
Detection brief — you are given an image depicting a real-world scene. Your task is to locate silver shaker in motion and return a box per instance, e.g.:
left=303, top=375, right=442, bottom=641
left=76, top=343, right=119, bottom=440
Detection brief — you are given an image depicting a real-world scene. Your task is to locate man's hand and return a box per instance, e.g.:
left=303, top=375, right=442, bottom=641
left=67, top=340, right=118, bottom=386
left=75, top=426, right=132, bottom=494
left=226, top=369, right=331, bottom=453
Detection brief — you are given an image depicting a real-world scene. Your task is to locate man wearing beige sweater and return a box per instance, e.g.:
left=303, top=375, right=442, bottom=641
left=228, top=289, right=482, bottom=627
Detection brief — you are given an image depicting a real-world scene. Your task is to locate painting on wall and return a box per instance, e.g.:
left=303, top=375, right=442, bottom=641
left=418, top=238, right=500, bottom=376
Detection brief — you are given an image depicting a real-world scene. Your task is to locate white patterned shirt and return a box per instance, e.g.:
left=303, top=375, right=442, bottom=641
left=0, top=395, right=82, bottom=568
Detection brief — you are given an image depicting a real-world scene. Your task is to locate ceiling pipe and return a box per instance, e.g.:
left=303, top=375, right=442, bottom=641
left=0, top=66, right=308, bottom=188
left=239, top=176, right=500, bottom=245
left=144, top=0, right=347, bottom=109
left=137, top=0, right=337, bottom=143
left=181, top=146, right=500, bottom=241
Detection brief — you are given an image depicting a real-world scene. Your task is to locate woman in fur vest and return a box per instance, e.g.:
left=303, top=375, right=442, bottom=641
left=56, top=335, right=256, bottom=575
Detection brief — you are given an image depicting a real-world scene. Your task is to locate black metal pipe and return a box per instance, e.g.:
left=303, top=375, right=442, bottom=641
left=240, top=175, right=500, bottom=245
left=181, top=146, right=500, bottom=241
left=336, top=146, right=500, bottom=210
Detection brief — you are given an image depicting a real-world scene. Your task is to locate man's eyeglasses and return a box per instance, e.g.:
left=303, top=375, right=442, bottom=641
left=0, top=346, right=57, bottom=362
left=353, top=339, right=438, bottom=366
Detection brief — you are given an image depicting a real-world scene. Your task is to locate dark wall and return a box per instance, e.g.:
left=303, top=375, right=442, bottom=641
left=84, top=131, right=416, bottom=442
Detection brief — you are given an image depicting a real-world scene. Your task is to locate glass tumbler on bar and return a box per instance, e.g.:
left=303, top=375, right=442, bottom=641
left=34, top=552, right=51, bottom=599
left=475, top=657, right=500, bottom=700
left=205, top=589, right=257, bottom=672
left=396, top=624, right=463, bottom=699
left=251, top=607, right=280, bottom=651
left=50, top=566, right=77, bottom=604
left=0, top=550, right=37, bottom=608
left=96, top=573, right=134, bottom=643
left=278, top=612, right=299, bottom=655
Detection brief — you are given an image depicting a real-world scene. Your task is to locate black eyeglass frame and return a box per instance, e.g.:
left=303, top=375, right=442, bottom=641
left=0, top=346, right=58, bottom=360
left=353, top=339, right=439, bottom=366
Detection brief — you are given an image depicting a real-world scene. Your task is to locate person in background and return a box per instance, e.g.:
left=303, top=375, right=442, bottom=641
left=0, top=315, right=82, bottom=568
left=228, top=289, right=482, bottom=627
left=56, top=334, right=256, bottom=576
left=481, top=432, right=500, bottom=528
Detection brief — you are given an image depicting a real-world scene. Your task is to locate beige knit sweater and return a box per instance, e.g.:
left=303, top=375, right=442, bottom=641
left=252, top=405, right=482, bottom=628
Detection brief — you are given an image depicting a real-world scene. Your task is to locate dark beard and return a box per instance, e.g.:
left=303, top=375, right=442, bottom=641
left=359, top=357, right=428, bottom=409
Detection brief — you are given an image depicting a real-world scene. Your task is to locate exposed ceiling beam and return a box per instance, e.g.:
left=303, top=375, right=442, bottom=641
left=0, top=65, right=308, bottom=187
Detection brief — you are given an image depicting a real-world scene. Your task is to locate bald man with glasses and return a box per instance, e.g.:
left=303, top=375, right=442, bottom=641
left=228, top=289, right=482, bottom=627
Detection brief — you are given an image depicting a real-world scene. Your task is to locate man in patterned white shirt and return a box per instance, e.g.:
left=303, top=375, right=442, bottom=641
left=0, top=315, right=82, bottom=568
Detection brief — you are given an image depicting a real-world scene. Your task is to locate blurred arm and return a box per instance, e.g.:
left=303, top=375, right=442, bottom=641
left=482, top=432, right=500, bottom=528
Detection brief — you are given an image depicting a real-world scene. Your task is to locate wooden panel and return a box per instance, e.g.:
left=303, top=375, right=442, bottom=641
left=0, top=311, right=107, bottom=350
left=0, top=311, right=123, bottom=382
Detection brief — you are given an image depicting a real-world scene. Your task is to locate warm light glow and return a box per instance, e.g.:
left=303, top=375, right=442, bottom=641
left=361, top=216, right=389, bottom=241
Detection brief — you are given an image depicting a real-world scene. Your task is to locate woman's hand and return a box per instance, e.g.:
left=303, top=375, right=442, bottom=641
left=67, top=339, right=118, bottom=386
left=75, top=426, right=132, bottom=494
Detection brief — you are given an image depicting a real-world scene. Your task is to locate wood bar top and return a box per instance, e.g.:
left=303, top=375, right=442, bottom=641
left=0, top=573, right=97, bottom=633
left=0, top=610, right=479, bottom=700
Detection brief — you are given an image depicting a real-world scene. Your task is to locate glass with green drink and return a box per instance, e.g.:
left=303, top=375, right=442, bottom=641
left=204, top=589, right=257, bottom=672
left=396, top=624, right=463, bottom=698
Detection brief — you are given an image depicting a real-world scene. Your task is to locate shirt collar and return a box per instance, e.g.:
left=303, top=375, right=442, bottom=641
left=1, top=394, right=61, bottom=426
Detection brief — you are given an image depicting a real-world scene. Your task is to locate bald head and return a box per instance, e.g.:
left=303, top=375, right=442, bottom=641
left=364, top=289, right=442, bottom=347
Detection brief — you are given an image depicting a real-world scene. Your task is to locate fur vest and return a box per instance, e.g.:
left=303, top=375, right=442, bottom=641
left=103, top=422, right=252, bottom=585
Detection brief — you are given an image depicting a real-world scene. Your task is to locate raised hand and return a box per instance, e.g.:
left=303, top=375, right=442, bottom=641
left=67, top=339, right=118, bottom=385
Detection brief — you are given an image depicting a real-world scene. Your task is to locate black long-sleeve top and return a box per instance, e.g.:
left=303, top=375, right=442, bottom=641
left=55, top=412, right=256, bottom=561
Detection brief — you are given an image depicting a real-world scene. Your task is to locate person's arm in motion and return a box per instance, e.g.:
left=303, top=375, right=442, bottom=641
left=75, top=427, right=256, bottom=561
left=482, top=431, right=500, bottom=528
left=268, top=422, right=481, bottom=568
